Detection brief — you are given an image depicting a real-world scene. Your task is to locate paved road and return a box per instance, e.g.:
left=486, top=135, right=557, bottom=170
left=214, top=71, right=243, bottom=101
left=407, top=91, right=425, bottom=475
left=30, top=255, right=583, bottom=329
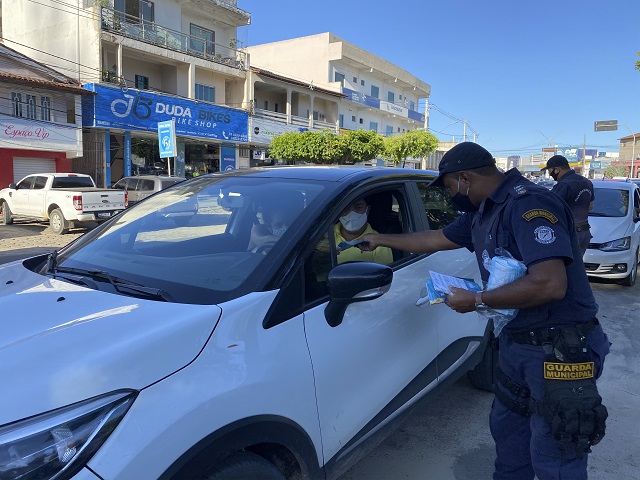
left=0, top=220, right=85, bottom=263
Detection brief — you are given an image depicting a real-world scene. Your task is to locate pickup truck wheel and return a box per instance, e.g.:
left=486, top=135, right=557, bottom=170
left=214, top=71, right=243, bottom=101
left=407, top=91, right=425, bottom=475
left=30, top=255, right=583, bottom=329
left=0, top=201, right=13, bottom=225
left=206, top=452, right=285, bottom=480
left=50, top=208, right=69, bottom=235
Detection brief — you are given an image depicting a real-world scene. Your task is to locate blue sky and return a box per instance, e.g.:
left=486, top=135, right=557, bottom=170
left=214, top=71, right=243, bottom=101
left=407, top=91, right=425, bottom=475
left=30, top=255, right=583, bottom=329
left=238, top=0, right=638, bottom=158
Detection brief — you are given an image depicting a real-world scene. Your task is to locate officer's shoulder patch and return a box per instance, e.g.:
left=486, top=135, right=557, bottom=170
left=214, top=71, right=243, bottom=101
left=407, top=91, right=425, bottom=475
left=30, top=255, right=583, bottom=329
left=522, top=209, right=558, bottom=224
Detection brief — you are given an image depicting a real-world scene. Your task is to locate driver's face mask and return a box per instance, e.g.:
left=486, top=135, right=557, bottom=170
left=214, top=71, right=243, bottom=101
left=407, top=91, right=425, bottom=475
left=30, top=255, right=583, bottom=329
left=269, top=223, right=289, bottom=236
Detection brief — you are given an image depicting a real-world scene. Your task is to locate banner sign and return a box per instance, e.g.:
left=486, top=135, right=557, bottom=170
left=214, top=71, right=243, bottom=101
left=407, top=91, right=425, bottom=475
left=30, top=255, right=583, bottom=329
left=342, top=88, right=380, bottom=109
left=249, top=117, right=313, bottom=143
left=82, top=84, right=248, bottom=142
left=0, top=114, right=81, bottom=153
left=380, top=100, right=408, bottom=118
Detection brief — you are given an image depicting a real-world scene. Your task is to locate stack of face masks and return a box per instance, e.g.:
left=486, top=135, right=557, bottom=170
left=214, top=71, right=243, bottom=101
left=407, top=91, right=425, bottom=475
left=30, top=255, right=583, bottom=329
left=479, top=249, right=527, bottom=336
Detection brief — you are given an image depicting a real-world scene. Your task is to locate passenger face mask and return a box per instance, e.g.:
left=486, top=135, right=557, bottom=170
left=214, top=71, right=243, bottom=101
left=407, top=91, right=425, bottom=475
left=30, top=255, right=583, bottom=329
left=339, top=210, right=368, bottom=232
left=269, top=224, right=289, bottom=236
left=451, top=176, right=478, bottom=212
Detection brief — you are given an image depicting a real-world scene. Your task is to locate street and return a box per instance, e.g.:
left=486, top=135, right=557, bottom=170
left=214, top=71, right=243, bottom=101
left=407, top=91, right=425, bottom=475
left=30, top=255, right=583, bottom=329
left=0, top=223, right=638, bottom=480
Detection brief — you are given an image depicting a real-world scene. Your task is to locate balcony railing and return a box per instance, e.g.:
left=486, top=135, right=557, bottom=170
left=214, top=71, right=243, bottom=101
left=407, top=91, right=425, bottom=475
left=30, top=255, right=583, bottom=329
left=100, top=7, right=246, bottom=70
left=253, top=108, right=338, bottom=132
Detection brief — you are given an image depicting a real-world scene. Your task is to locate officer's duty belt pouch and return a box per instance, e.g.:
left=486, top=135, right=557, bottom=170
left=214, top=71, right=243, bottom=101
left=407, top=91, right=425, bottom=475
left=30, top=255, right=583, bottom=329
left=539, top=327, right=607, bottom=458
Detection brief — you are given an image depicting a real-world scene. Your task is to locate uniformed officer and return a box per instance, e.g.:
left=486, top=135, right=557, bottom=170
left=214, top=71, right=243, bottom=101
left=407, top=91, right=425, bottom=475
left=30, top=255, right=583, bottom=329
left=540, top=155, right=595, bottom=255
left=360, top=142, right=610, bottom=480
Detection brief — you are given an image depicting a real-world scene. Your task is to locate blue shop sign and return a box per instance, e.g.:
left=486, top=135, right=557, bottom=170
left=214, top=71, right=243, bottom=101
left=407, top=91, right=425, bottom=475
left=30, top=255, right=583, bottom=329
left=82, top=83, right=248, bottom=142
left=342, top=88, right=380, bottom=109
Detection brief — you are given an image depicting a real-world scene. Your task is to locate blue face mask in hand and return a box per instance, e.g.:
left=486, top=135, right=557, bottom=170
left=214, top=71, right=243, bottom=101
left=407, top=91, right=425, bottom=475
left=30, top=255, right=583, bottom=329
left=451, top=176, right=478, bottom=212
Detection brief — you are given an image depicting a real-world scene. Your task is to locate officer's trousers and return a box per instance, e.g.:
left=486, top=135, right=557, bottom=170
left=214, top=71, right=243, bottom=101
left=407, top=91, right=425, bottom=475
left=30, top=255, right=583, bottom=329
left=490, top=324, right=610, bottom=480
left=576, top=228, right=591, bottom=256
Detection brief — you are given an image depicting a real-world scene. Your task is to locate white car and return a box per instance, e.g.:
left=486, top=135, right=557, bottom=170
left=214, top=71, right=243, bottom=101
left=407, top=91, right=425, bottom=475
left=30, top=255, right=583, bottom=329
left=0, top=167, right=492, bottom=480
left=584, top=179, right=640, bottom=286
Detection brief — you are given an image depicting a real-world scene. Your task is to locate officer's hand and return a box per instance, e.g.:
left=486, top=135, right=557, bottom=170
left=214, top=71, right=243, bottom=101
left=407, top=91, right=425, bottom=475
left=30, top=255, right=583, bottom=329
left=445, top=286, right=476, bottom=313
left=357, top=234, right=380, bottom=251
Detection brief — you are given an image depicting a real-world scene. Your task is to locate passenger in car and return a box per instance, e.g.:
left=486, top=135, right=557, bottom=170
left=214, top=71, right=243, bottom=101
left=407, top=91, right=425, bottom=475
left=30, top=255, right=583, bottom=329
left=334, top=197, right=393, bottom=265
left=248, top=196, right=302, bottom=253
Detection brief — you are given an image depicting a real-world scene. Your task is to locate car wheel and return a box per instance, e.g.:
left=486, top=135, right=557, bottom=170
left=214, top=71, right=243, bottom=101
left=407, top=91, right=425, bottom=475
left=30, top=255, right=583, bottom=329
left=0, top=201, right=13, bottom=225
left=467, top=334, right=497, bottom=392
left=49, top=208, right=69, bottom=235
left=620, top=249, right=638, bottom=287
left=206, top=452, right=286, bottom=480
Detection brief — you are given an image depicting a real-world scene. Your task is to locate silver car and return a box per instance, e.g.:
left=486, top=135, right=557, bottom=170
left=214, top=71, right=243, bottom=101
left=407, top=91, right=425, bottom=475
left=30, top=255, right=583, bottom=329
left=112, top=175, right=185, bottom=205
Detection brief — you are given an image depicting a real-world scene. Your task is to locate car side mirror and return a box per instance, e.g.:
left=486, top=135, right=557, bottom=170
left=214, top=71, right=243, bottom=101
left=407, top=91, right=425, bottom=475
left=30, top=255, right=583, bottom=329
left=8, top=183, right=16, bottom=190
left=324, top=261, right=393, bottom=328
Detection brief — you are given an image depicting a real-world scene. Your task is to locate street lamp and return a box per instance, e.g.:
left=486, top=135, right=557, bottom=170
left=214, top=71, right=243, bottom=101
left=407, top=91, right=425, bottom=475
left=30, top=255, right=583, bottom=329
left=594, top=120, right=637, bottom=177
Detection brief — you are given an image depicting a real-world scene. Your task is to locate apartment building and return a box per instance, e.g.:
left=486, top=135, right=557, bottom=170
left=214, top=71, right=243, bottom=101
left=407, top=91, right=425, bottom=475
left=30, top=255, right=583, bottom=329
left=0, top=43, right=88, bottom=188
left=1, top=0, right=251, bottom=185
left=245, top=32, right=430, bottom=167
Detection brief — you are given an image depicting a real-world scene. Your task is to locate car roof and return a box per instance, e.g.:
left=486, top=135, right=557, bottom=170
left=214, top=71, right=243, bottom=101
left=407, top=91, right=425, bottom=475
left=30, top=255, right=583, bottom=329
left=592, top=179, right=636, bottom=190
left=206, top=165, right=439, bottom=183
left=122, top=175, right=183, bottom=181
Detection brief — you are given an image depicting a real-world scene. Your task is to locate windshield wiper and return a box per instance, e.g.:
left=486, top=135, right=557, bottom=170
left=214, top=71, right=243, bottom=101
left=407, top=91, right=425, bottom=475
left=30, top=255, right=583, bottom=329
left=86, top=269, right=175, bottom=302
left=49, top=267, right=174, bottom=302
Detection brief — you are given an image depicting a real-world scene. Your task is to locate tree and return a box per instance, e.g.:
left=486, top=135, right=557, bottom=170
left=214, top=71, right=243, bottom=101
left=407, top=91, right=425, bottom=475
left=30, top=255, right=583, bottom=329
left=604, top=165, right=628, bottom=178
left=339, top=129, right=385, bottom=164
left=383, top=129, right=439, bottom=166
left=636, top=51, right=640, bottom=71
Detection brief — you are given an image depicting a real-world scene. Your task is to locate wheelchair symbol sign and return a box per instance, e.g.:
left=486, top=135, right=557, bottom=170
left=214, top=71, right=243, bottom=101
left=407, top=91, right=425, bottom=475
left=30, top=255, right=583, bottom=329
left=157, top=120, right=176, bottom=158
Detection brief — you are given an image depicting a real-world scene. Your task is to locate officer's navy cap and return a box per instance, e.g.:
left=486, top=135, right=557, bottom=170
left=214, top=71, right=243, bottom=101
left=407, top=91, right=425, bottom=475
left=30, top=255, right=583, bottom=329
left=430, top=142, right=496, bottom=187
left=540, top=155, right=570, bottom=170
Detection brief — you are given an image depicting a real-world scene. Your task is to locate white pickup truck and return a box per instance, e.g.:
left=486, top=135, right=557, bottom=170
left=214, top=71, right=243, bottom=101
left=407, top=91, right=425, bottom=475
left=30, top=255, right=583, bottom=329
left=0, top=173, right=127, bottom=234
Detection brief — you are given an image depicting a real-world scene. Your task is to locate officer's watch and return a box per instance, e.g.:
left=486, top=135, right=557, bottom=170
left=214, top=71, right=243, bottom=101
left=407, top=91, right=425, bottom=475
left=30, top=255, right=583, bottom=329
left=475, top=291, right=489, bottom=311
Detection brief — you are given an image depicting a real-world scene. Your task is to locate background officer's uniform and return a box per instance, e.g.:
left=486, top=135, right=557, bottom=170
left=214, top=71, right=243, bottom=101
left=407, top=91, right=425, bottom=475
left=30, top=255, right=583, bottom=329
left=551, top=170, right=594, bottom=255
left=442, top=168, right=610, bottom=480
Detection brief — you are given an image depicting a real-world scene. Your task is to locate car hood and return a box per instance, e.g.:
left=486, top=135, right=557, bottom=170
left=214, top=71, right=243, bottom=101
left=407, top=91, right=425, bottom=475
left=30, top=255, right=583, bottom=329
left=588, top=216, right=630, bottom=244
left=0, top=261, right=222, bottom=424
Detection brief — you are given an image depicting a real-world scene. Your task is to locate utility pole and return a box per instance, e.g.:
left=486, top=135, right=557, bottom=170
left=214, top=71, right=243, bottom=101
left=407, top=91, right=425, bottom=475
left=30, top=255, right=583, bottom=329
left=582, top=134, right=587, bottom=176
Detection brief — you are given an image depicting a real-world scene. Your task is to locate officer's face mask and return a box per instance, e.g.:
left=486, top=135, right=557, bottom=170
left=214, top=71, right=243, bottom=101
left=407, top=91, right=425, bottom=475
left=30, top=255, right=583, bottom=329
left=549, top=168, right=559, bottom=181
left=340, top=209, right=368, bottom=233
left=451, top=175, right=478, bottom=213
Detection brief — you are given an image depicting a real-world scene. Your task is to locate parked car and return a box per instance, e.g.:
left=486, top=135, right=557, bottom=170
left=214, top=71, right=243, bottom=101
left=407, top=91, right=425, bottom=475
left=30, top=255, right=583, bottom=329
left=584, top=179, right=640, bottom=286
left=0, top=173, right=127, bottom=234
left=112, top=175, right=185, bottom=205
left=0, top=167, right=493, bottom=480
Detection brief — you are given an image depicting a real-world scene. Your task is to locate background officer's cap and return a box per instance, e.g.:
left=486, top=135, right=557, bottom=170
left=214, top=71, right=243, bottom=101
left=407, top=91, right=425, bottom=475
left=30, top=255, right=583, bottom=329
left=430, top=142, right=496, bottom=186
left=540, top=155, right=570, bottom=170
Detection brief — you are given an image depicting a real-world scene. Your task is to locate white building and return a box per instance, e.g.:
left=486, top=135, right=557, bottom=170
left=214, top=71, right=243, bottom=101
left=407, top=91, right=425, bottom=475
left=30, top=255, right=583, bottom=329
left=1, top=0, right=251, bottom=184
left=0, top=43, right=87, bottom=188
left=245, top=32, right=431, bottom=168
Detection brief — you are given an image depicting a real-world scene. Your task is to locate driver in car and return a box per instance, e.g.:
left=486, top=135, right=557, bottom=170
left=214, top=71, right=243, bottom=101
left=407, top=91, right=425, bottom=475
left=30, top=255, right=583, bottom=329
left=248, top=199, right=299, bottom=253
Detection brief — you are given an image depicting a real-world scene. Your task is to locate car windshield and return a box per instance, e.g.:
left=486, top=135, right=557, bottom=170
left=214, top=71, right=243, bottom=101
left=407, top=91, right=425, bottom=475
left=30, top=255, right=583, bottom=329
left=50, top=175, right=326, bottom=304
left=589, top=188, right=629, bottom=217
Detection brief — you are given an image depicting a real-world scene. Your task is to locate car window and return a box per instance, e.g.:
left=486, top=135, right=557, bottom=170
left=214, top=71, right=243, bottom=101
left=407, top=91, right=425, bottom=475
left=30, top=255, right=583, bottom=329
left=138, top=179, right=155, bottom=191
left=589, top=188, right=629, bottom=217
left=33, top=176, right=48, bottom=189
left=303, top=188, right=407, bottom=304
left=55, top=176, right=327, bottom=305
left=415, top=182, right=461, bottom=229
left=51, top=176, right=95, bottom=188
left=162, top=179, right=183, bottom=189
left=113, top=178, right=127, bottom=190
left=16, top=177, right=35, bottom=189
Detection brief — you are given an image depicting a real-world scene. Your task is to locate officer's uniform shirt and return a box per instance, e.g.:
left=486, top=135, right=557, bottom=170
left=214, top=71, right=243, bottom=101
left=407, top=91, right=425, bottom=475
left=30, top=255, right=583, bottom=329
left=551, top=170, right=594, bottom=226
left=443, top=169, right=598, bottom=333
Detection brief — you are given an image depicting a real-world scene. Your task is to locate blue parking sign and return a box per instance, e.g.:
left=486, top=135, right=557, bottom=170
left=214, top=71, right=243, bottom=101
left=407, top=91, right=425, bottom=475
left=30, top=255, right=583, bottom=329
left=158, top=120, right=176, bottom=158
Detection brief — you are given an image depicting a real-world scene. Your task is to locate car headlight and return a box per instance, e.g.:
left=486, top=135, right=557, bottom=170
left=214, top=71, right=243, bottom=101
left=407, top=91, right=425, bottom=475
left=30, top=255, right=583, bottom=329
left=599, top=236, right=631, bottom=252
left=0, top=390, right=136, bottom=480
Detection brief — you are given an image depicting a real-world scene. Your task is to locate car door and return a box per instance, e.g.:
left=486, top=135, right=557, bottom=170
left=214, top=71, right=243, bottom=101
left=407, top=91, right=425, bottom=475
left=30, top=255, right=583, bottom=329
left=28, top=176, right=48, bottom=216
left=300, top=182, right=481, bottom=472
left=10, top=176, right=34, bottom=215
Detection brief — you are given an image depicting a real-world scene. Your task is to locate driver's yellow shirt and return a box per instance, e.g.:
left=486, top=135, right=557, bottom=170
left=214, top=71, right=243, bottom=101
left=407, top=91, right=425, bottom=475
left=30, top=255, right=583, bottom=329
left=334, top=223, right=393, bottom=265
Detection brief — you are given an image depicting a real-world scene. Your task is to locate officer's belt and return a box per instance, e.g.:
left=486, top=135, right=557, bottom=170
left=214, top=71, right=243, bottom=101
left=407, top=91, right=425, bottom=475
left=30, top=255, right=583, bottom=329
left=509, top=318, right=599, bottom=346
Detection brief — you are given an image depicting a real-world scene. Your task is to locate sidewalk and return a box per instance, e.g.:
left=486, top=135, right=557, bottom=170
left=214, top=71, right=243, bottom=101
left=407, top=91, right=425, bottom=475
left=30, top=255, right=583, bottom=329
left=0, top=221, right=85, bottom=264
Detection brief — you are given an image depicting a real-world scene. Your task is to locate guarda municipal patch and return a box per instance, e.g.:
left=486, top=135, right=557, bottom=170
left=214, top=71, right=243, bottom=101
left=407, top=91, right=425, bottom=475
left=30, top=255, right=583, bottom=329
left=522, top=209, right=558, bottom=223
left=544, top=361, right=595, bottom=380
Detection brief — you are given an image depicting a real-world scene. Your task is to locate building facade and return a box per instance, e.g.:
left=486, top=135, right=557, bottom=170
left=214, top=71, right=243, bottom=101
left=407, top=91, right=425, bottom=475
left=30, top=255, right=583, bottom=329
left=245, top=32, right=430, bottom=168
left=0, top=43, right=87, bottom=188
left=2, top=0, right=251, bottom=185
